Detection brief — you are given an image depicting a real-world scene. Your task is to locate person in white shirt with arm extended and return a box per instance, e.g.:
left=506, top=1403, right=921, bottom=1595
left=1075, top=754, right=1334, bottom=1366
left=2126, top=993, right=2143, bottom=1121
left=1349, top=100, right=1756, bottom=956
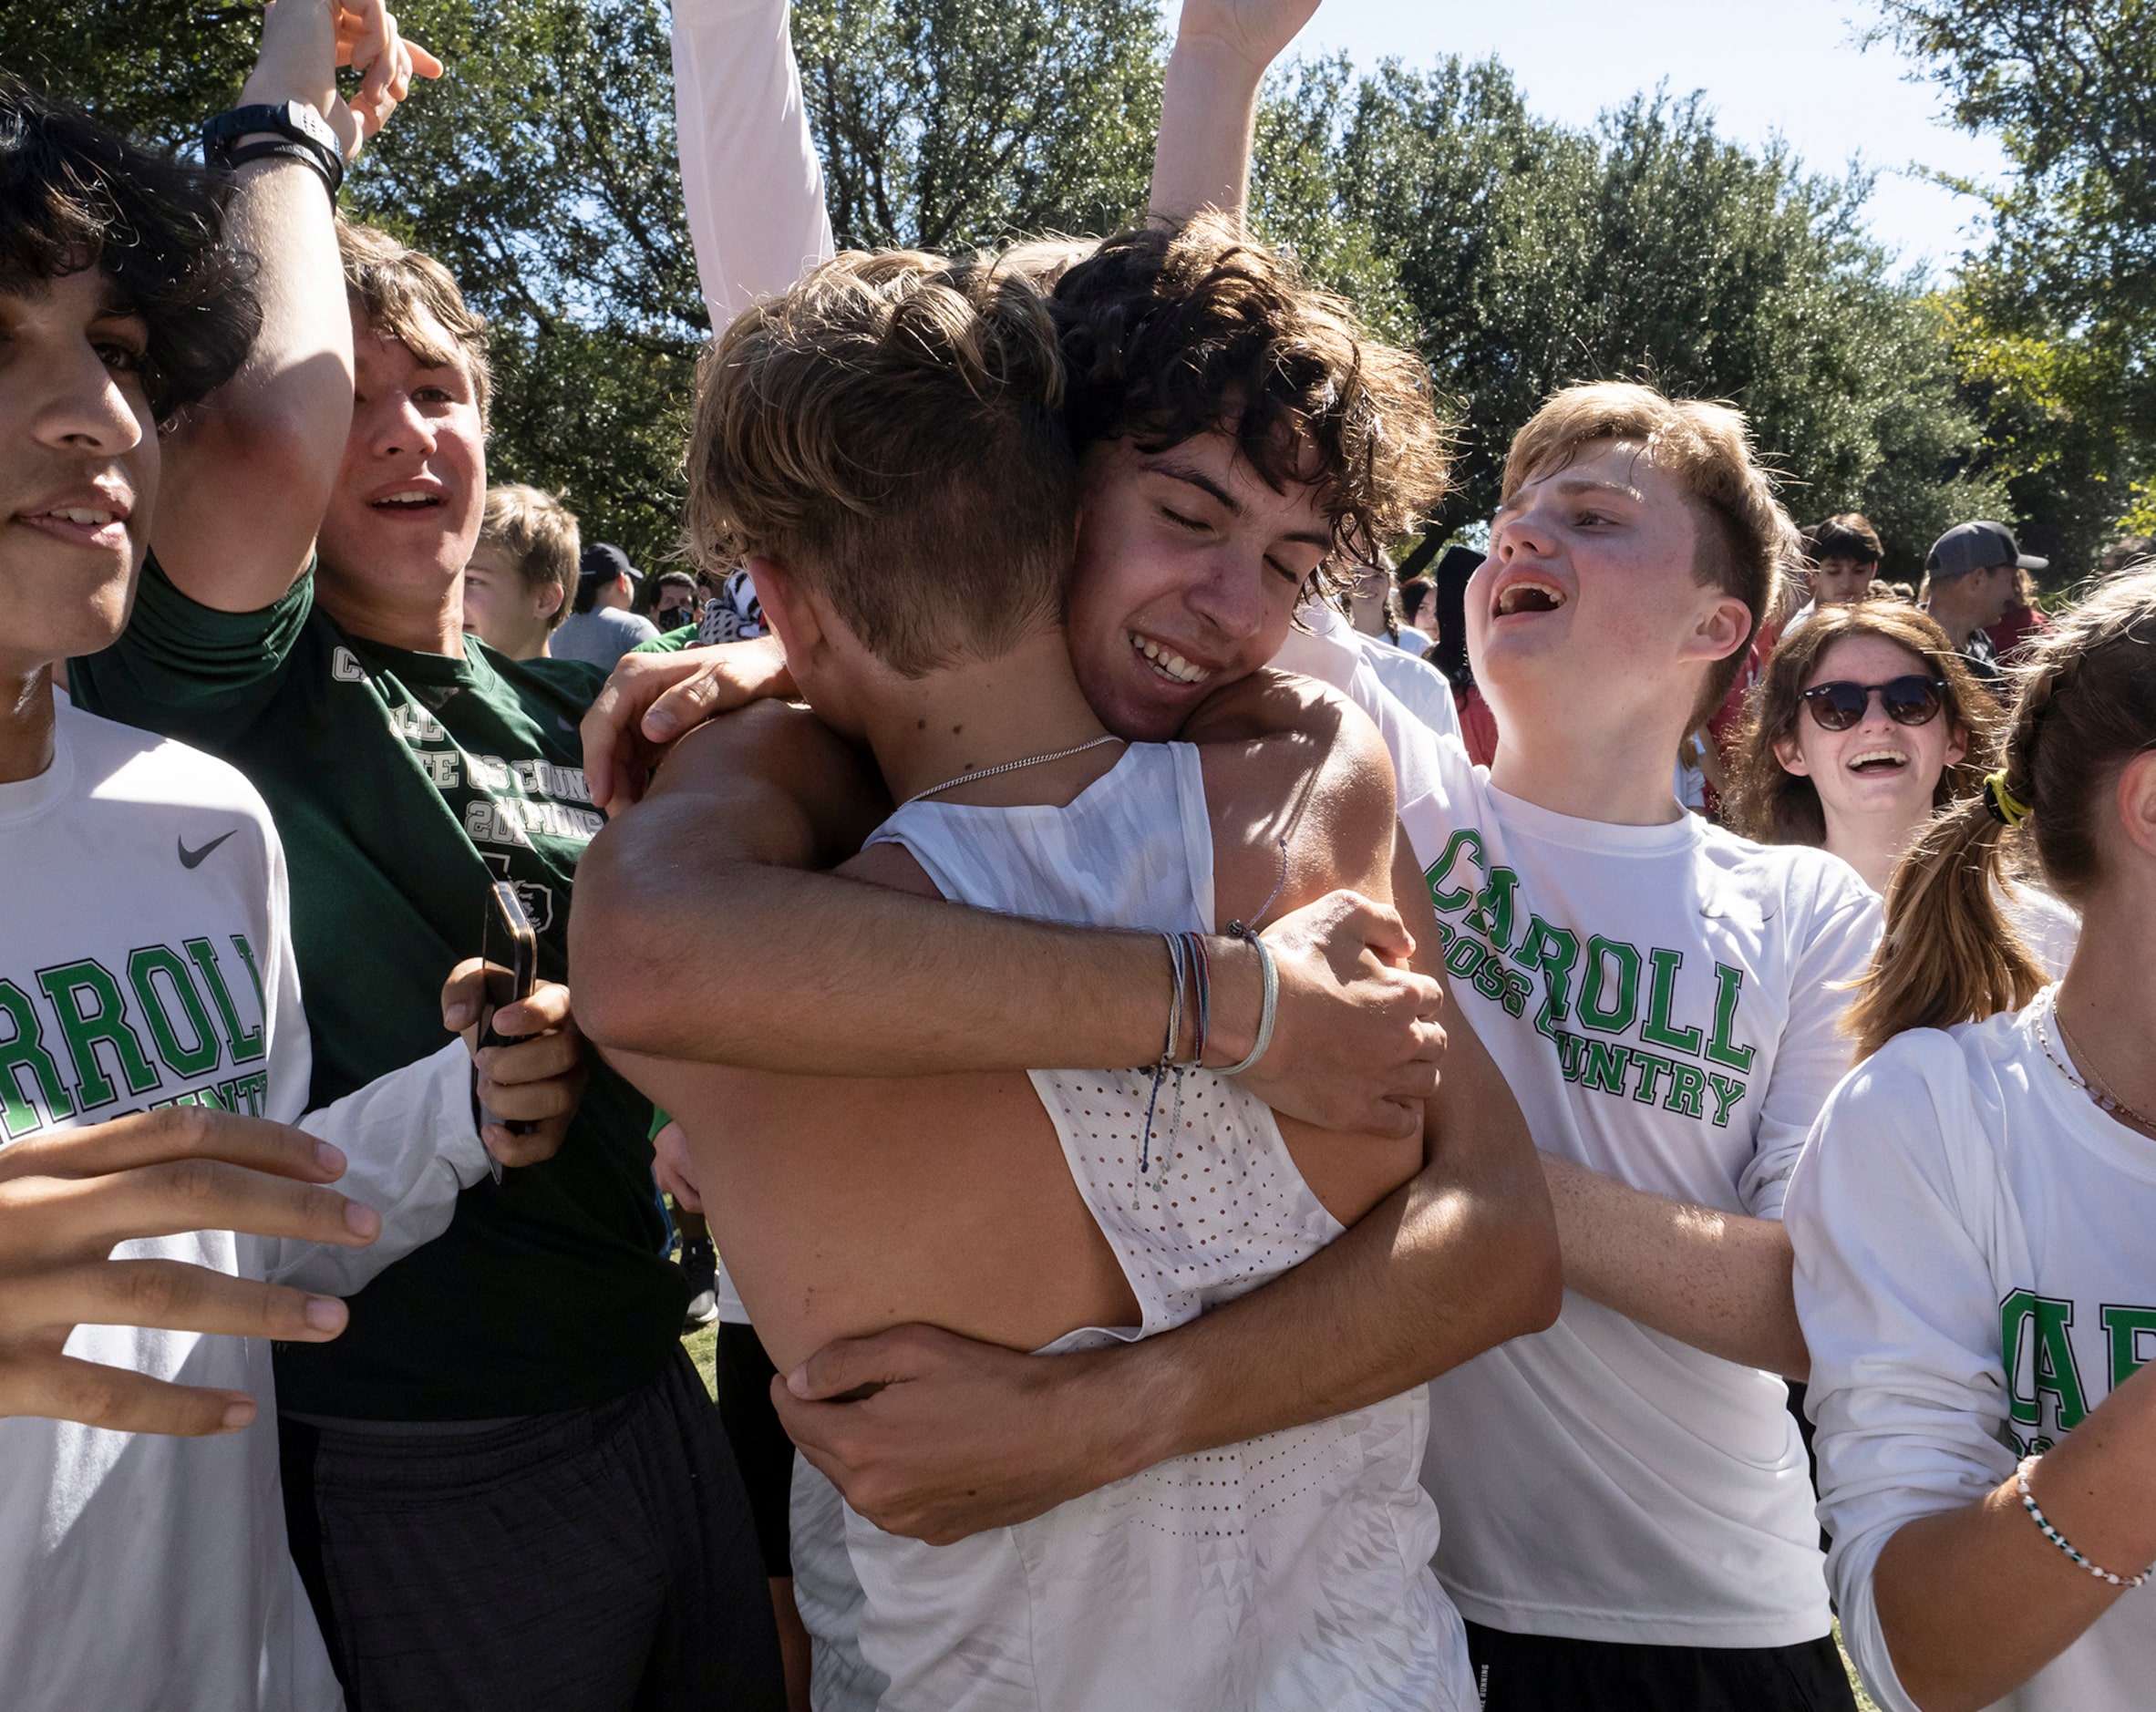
left=0, top=45, right=584, bottom=1710
left=1789, top=567, right=2156, bottom=1712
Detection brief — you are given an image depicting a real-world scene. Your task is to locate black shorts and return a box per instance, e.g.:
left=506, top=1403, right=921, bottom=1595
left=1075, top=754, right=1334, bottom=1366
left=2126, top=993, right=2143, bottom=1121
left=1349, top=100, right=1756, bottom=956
left=1464, top=1620, right=1859, bottom=1712
left=717, top=1320, right=798, bottom=1579
left=280, top=1347, right=783, bottom=1711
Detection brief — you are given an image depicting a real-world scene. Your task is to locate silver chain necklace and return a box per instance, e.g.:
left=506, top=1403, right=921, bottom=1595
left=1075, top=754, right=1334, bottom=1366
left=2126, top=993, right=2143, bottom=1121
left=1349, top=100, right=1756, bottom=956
left=903, top=734, right=1122, bottom=808
left=2036, top=997, right=2156, bottom=1134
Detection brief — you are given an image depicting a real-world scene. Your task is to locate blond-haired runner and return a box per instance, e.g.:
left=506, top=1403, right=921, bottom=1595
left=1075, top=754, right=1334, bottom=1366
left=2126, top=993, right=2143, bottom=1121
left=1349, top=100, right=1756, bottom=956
left=583, top=5, right=1873, bottom=1708
left=609, top=242, right=1550, bottom=1710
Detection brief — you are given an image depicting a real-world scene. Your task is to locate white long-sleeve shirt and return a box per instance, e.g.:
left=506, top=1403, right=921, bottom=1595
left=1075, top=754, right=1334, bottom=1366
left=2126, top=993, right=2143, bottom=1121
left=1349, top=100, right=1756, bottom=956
left=1788, top=988, right=2156, bottom=1712
left=0, top=696, right=490, bottom=1711
left=671, top=0, right=833, bottom=332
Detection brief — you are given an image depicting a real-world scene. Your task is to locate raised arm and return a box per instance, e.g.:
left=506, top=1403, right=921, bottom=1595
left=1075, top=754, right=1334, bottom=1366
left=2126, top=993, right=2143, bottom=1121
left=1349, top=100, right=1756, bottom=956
left=672, top=0, right=835, bottom=331
left=151, top=0, right=437, bottom=613
left=570, top=698, right=1447, bottom=1138
left=771, top=830, right=1560, bottom=1542
left=1148, top=0, right=1321, bottom=223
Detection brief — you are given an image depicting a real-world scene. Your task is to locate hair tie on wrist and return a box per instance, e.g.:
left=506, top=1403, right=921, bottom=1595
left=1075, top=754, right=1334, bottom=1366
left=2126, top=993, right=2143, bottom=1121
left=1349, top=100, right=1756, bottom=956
left=1984, top=769, right=2032, bottom=827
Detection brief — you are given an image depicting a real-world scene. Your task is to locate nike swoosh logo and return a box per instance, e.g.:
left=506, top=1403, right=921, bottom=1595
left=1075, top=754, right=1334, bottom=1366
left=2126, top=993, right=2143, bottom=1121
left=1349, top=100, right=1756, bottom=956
left=177, top=830, right=237, bottom=870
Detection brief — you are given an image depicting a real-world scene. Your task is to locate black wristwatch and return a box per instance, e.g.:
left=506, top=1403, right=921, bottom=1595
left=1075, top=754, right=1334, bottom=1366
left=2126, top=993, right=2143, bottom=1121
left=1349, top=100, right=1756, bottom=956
left=202, top=101, right=345, bottom=200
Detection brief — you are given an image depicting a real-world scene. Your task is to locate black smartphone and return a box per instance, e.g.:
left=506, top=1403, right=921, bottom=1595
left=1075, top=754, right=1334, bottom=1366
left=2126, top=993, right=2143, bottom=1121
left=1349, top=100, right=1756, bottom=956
left=476, top=882, right=540, bottom=1179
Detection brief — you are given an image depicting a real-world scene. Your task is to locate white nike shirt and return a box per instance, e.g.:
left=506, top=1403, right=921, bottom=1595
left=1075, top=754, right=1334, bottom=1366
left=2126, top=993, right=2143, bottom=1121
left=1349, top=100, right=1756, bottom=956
left=0, top=695, right=487, bottom=1712
left=1790, top=990, right=2156, bottom=1712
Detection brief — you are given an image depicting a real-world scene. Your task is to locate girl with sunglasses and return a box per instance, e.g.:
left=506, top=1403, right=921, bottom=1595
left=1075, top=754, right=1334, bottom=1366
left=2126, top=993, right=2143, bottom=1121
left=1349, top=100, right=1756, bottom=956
left=1786, top=567, right=2156, bottom=1712
left=1726, top=603, right=1998, bottom=895
left=1728, top=604, right=2079, bottom=976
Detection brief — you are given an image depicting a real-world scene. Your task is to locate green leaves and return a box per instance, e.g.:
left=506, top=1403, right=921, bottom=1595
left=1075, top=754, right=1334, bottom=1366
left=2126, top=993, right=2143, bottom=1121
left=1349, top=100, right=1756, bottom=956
left=14, top=0, right=2130, bottom=580
left=793, top=0, right=1163, bottom=253
left=1248, top=60, right=2008, bottom=576
left=1872, top=0, right=2153, bottom=577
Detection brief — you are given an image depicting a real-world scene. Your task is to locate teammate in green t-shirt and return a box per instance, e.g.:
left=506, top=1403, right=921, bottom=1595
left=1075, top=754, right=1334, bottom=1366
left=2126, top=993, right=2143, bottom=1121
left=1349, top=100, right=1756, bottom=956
left=66, top=7, right=780, bottom=1702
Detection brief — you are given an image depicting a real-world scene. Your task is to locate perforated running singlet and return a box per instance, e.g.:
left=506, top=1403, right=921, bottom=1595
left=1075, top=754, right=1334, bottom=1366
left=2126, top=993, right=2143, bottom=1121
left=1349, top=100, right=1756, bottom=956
left=791, top=741, right=1471, bottom=1712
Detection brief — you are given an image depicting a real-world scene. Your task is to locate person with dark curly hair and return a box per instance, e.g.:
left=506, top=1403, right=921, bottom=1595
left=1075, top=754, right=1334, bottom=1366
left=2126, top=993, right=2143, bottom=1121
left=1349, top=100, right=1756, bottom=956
left=579, top=3, right=1563, bottom=1705
left=0, top=12, right=593, bottom=1709
left=60, top=0, right=789, bottom=1701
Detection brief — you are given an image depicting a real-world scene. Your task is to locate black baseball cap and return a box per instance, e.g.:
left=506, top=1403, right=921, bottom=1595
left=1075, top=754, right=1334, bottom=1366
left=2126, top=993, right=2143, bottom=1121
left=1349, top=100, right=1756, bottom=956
left=578, top=542, right=641, bottom=591
left=1926, top=521, right=2047, bottom=581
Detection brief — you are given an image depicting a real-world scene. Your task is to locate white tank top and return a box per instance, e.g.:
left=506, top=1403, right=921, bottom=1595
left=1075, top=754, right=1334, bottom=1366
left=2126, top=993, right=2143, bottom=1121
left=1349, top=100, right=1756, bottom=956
left=796, top=741, right=1470, bottom=1712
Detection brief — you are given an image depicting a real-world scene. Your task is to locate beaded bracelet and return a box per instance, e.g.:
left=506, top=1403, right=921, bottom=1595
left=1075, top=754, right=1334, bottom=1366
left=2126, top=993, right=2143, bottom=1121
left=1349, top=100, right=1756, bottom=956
left=2017, top=1456, right=2153, bottom=1588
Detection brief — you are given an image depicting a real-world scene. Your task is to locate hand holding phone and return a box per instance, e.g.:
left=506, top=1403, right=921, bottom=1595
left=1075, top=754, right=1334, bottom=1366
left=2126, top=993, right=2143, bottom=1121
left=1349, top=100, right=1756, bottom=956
left=441, top=886, right=585, bottom=1171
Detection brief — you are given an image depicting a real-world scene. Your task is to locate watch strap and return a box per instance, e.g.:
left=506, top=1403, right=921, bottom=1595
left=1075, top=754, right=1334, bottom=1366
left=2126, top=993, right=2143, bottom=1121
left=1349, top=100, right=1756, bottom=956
left=203, top=101, right=345, bottom=199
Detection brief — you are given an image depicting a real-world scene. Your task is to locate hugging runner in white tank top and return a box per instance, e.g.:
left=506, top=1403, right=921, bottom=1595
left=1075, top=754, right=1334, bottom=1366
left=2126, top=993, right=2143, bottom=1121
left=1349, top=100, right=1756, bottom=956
left=793, top=740, right=1470, bottom=1712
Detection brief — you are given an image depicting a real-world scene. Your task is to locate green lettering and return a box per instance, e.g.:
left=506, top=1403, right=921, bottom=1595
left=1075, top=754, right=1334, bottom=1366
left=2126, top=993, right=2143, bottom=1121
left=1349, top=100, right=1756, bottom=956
left=1706, top=1071, right=1745, bottom=1127
left=1445, top=935, right=1490, bottom=982
left=1629, top=1049, right=1673, bottom=1104
left=1663, top=1061, right=1707, bottom=1119
left=2102, top=1305, right=2156, bottom=1390
left=1424, top=830, right=1486, bottom=915
left=1471, top=954, right=1513, bottom=1007
left=1555, top=1030, right=1586, bottom=1082
left=0, top=979, right=74, bottom=1137
left=186, top=937, right=264, bottom=1065
left=1580, top=1039, right=1631, bottom=1095
left=2002, top=1292, right=2089, bottom=1430
left=1517, top=916, right=1580, bottom=1040
left=1641, top=949, right=1704, bottom=1057
left=1467, top=865, right=1521, bottom=953
left=1706, top=963, right=1756, bottom=1072
left=1578, top=936, right=1641, bottom=1036
left=37, top=959, right=157, bottom=1110
left=127, top=945, right=221, bottom=1078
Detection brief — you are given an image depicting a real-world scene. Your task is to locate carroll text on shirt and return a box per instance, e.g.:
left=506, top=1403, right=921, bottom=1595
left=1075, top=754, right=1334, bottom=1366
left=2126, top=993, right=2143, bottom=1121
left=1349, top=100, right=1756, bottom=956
left=1423, top=827, right=1759, bottom=1126
left=2002, top=1289, right=2156, bottom=1453
left=0, top=935, right=269, bottom=1140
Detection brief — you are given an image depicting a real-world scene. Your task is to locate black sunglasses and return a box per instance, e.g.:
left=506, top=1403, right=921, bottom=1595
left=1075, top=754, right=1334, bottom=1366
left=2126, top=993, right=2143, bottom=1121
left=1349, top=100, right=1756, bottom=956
left=1800, top=675, right=1949, bottom=732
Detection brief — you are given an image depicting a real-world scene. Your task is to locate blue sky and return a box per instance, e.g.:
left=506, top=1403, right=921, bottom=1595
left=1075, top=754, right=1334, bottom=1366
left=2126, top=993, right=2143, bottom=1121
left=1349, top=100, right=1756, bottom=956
left=1185, top=0, right=2008, bottom=273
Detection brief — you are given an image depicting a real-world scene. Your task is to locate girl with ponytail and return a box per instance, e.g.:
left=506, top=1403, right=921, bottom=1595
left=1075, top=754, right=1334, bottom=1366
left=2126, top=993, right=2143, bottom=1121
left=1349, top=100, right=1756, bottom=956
left=1788, top=568, right=2156, bottom=1711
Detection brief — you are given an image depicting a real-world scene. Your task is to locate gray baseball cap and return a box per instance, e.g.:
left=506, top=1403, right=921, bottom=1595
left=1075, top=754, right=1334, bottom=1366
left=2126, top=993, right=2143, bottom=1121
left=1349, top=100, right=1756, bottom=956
left=1926, top=521, right=2048, bottom=581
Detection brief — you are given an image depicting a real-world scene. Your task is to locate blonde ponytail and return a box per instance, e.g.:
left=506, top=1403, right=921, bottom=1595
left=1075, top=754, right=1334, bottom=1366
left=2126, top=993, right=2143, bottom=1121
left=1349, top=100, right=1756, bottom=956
left=1846, top=790, right=2045, bottom=1059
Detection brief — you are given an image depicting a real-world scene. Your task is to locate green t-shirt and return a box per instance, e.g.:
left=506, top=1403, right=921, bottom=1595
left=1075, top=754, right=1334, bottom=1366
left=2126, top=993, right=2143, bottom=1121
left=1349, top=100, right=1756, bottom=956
left=71, top=563, right=686, bottom=1418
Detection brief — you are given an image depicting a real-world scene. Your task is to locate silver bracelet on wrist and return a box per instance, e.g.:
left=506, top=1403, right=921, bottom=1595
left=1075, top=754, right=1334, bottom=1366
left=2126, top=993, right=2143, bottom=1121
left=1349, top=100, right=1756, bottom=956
left=1213, top=925, right=1277, bottom=1078
left=2017, top=1455, right=2153, bottom=1589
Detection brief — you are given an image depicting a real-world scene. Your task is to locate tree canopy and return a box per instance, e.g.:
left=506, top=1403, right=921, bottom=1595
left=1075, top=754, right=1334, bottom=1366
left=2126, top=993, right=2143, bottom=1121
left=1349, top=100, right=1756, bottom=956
left=5, top=0, right=2132, bottom=578
left=1873, top=0, right=2154, bottom=566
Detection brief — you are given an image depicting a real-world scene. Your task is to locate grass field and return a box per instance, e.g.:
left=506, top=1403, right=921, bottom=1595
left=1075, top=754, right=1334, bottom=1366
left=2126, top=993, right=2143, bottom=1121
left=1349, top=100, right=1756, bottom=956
left=684, top=1320, right=719, bottom=1399
left=681, top=1322, right=1883, bottom=1707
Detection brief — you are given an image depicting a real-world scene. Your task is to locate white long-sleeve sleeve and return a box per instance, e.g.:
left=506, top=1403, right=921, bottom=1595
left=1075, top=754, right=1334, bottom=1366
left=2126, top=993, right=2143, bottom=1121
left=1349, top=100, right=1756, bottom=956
left=1789, top=1002, right=2156, bottom=1712
left=1737, top=872, right=1879, bottom=1220
left=255, top=1040, right=490, bottom=1295
left=1788, top=1034, right=2016, bottom=1712
left=673, top=0, right=835, bottom=332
